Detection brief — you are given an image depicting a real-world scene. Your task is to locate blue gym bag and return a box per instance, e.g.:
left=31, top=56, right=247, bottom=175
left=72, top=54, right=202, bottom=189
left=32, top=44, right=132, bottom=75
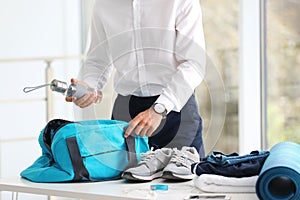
left=20, top=119, right=149, bottom=183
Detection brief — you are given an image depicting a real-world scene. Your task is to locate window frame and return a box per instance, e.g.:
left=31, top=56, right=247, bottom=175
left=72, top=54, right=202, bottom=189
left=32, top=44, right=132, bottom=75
left=238, top=0, right=267, bottom=153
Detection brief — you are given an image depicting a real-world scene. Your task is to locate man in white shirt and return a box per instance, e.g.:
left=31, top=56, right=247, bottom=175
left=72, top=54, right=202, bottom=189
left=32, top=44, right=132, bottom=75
left=71, top=0, right=206, bottom=157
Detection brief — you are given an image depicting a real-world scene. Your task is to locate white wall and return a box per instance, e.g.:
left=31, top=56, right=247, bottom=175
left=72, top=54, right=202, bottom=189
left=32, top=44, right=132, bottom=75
left=0, top=0, right=81, bottom=199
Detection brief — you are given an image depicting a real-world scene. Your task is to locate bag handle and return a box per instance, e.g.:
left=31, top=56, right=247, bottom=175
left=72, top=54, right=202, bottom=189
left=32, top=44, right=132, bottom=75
left=66, top=135, right=138, bottom=181
left=124, top=135, right=138, bottom=169
left=66, top=137, right=91, bottom=181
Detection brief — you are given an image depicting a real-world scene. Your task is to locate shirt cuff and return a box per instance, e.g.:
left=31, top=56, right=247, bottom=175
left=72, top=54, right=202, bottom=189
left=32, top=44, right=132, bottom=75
left=155, top=94, right=176, bottom=114
left=83, top=76, right=104, bottom=91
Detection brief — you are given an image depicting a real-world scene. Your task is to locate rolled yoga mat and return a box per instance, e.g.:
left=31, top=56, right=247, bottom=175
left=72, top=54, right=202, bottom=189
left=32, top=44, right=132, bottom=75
left=256, top=141, right=300, bottom=200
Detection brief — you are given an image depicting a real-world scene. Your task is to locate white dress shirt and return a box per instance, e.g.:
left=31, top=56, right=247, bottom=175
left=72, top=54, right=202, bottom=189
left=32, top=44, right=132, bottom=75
left=83, top=0, right=206, bottom=113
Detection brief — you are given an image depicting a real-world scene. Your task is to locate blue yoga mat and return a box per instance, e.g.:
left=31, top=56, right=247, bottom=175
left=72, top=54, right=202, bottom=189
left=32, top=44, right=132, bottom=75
left=256, top=141, right=300, bottom=200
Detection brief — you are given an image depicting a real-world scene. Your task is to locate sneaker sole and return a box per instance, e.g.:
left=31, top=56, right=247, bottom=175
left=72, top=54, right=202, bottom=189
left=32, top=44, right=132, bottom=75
left=162, top=171, right=195, bottom=180
left=122, top=171, right=163, bottom=181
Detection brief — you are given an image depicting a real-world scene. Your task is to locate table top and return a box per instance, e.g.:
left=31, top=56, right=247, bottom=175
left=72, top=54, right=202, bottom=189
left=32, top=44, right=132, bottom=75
left=0, top=177, right=259, bottom=200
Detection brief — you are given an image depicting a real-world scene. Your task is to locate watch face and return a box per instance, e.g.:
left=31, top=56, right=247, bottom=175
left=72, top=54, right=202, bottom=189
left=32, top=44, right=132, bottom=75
left=154, top=103, right=165, bottom=114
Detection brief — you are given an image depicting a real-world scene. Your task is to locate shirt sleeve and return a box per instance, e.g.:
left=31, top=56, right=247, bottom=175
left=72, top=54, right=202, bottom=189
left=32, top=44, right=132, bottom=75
left=155, top=0, right=206, bottom=113
left=82, top=2, right=113, bottom=90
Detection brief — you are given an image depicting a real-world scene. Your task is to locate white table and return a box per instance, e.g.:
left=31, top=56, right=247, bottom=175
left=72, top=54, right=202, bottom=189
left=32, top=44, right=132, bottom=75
left=0, top=177, right=259, bottom=200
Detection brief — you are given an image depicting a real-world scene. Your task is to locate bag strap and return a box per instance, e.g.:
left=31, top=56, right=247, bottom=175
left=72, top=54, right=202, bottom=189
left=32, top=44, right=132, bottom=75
left=66, top=135, right=138, bottom=181
left=125, top=135, right=138, bottom=169
left=66, top=137, right=91, bottom=181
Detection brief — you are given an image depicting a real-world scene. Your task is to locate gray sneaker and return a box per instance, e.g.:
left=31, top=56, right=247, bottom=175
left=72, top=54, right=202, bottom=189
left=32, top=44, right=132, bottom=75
left=162, top=146, right=199, bottom=180
left=122, top=148, right=173, bottom=181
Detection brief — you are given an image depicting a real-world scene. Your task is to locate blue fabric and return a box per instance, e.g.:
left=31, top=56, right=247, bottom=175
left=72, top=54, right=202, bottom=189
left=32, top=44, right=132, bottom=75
left=256, top=142, right=300, bottom=200
left=191, top=150, right=269, bottom=178
left=21, top=119, right=149, bottom=183
left=206, top=151, right=270, bottom=166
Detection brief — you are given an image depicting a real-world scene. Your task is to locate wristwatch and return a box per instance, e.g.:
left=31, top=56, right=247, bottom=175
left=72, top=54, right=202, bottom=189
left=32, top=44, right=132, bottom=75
left=152, top=103, right=167, bottom=118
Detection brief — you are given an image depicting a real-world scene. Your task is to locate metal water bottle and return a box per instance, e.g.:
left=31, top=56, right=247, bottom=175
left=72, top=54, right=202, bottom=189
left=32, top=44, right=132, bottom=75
left=23, top=79, right=101, bottom=103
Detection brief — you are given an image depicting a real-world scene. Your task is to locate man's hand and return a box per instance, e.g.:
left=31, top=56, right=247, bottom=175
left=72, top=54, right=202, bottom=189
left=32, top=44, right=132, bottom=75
left=124, top=108, right=163, bottom=138
left=66, top=78, right=102, bottom=108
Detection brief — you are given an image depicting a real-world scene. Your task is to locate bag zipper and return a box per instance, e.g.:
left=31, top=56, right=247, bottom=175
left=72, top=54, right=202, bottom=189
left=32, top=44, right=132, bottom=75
left=82, top=149, right=122, bottom=158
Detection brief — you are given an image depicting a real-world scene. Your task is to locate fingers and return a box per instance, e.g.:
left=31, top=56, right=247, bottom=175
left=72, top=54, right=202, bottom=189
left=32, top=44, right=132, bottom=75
left=71, top=78, right=89, bottom=87
left=124, top=124, right=151, bottom=138
left=140, top=126, right=150, bottom=137
left=125, top=121, right=153, bottom=138
left=146, top=127, right=155, bottom=137
left=67, top=78, right=102, bottom=108
left=124, top=120, right=138, bottom=138
left=70, top=78, right=77, bottom=84
left=65, top=96, right=73, bottom=102
left=134, top=125, right=144, bottom=135
left=73, top=93, right=95, bottom=108
left=124, top=109, right=163, bottom=138
left=94, top=90, right=103, bottom=104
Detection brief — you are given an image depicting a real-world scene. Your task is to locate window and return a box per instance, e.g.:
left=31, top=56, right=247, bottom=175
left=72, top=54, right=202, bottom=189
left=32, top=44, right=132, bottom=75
left=199, top=0, right=239, bottom=153
left=267, top=0, right=300, bottom=147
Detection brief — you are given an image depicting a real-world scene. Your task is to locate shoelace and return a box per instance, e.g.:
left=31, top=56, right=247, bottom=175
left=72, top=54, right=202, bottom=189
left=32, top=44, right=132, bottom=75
left=140, top=147, right=156, bottom=164
left=169, top=149, right=190, bottom=167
